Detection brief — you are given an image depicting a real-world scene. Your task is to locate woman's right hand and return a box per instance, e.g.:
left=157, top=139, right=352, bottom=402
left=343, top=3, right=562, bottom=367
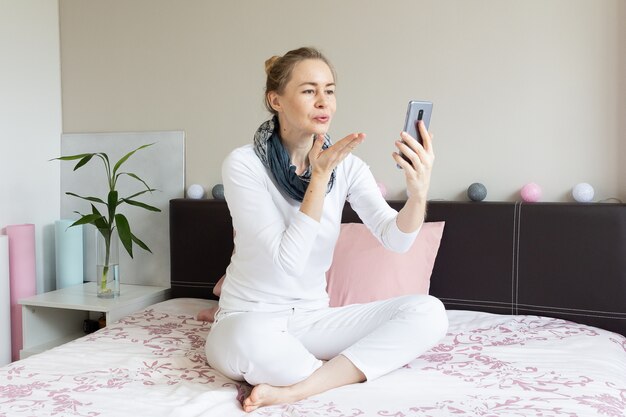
left=308, top=132, right=366, bottom=179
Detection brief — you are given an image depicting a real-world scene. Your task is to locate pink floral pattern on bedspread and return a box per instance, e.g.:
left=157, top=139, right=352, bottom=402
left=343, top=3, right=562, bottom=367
left=0, top=300, right=624, bottom=417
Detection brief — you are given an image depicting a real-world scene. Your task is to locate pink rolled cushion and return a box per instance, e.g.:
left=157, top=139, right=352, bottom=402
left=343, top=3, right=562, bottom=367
left=326, top=221, right=445, bottom=307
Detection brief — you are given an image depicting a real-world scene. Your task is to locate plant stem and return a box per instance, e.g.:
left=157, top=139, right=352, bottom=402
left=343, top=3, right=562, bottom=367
left=101, top=229, right=111, bottom=292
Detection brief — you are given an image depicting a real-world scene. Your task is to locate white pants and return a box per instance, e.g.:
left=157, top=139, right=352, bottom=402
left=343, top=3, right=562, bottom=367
left=204, top=294, right=448, bottom=386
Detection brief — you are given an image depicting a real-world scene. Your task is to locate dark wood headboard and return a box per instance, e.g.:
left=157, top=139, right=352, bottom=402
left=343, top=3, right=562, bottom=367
left=170, top=199, right=626, bottom=336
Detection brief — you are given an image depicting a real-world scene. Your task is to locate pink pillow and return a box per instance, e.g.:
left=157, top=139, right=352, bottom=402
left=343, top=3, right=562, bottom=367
left=326, top=222, right=445, bottom=307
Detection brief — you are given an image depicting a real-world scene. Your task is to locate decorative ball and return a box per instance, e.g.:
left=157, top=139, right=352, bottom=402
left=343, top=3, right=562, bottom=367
left=186, top=184, right=205, bottom=199
left=377, top=181, right=388, bottom=199
left=520, top=182, right=542, bottom=202
left=572, top=182, right=594, bottom=203
left=467, top=182, right=487, bottom=202
left=211, top=184, right=225, bottom=200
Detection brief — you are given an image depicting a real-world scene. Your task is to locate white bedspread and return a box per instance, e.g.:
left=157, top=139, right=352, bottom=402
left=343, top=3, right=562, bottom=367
left=1, top=298, right=625, bottom=417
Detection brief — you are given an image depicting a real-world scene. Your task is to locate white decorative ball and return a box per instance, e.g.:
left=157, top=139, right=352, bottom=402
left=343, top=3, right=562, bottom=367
left=187, top=184, right=205, bottom=199
left=572, top=183, right=594, bottom=203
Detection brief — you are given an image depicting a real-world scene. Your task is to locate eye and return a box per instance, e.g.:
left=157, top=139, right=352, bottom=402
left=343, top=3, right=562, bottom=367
left=302, top=89, right=315, bottom=94
left=325, top=89, right=335, bottom=95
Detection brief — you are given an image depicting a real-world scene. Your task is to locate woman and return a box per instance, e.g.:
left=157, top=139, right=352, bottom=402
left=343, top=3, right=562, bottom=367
left=204, top=47, right=448, bottom=412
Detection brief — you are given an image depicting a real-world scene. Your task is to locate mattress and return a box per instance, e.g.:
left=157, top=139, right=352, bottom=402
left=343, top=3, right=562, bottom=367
left=1, top=298, right=625, bottom=417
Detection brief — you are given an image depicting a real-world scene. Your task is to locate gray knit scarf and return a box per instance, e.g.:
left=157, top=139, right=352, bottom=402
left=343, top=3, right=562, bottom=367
left=253, top=116, right=335, bottom=202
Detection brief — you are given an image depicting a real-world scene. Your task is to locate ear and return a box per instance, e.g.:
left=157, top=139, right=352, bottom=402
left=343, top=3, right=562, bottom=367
left=267, top=91, right=282, bottom=113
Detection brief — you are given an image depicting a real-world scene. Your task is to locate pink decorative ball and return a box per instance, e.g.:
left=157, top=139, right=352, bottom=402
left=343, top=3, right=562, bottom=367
left=520, top=182, right=542, bottom=202
left=377, top=181, right=388, bottom=198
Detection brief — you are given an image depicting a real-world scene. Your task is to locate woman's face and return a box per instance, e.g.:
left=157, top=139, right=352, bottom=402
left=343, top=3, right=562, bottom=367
left=269, top=59, right=336, bottom=141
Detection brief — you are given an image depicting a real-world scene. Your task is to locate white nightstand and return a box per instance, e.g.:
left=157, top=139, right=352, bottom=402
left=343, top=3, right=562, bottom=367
left=18, top=282, right=170, bottom=359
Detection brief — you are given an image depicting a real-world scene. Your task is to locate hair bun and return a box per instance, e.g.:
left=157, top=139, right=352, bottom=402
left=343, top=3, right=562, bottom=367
left=264, top=55, right=280, bottom=75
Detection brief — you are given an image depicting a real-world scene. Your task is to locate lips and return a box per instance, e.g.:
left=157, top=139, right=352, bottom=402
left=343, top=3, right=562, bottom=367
left=313, top=115, right=330, bottom=123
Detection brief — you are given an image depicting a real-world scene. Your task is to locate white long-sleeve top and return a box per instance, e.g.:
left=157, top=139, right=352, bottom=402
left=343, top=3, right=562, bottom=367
left=219, top=144, right=419, bottom=313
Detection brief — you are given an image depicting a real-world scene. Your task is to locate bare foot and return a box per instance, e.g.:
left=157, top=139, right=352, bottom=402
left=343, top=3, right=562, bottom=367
left=242, top=384, right=296, bottom=412
left=241, top=355, right=364, bottom=412
left=196, top=306, right=218, bottom=322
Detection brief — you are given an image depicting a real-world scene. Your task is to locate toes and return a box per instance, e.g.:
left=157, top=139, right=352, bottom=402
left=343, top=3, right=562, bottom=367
left=242, top=393, right=260, bottom=413
left=242, top=397, right=260, bottom=413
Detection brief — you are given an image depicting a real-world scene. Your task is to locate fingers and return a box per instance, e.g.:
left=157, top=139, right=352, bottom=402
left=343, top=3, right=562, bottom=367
left=312, top=134, right=325, bottom=153
left=417, top=120, right=433, bottom=152
left=330, top=132, right=366, bottom=161
left=394, top=122, right=434, bottom=200
left=315, top=132, right=365, bottom=155
left=397, top=139, right=434, bottom=170
left=336, top=132, right=366, bottom=152
left=395, top=126, right=435, bottom=173
left=398, top=121, right=434, bottom=162
left=400, top=121, right=433, bottom=151
left=394, top=139, right=419, bottom=171
left=309, top=132, right=366, bottom=176
left=395, top=133, right=420, bottom=168
left=392, top=151, right=412, bottom=170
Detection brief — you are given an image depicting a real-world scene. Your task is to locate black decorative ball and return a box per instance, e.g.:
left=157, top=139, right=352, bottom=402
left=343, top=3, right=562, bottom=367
left=211, top=184, right=225, bottom=200
left=467, top=182, right=487, bottom=202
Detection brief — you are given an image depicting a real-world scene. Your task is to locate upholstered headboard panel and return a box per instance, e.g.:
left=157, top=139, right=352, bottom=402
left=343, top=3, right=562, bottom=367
left=169, top=199, right=233, bottom=301
left=515, top=203, right=626, bottom=333
left=169, top=199, right=626, bottom=336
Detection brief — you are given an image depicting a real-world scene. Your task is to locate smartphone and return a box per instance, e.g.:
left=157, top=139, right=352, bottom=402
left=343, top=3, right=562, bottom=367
left=404, top=100, right=432, bottom=145
left=397, top=100, right=433, bottom=167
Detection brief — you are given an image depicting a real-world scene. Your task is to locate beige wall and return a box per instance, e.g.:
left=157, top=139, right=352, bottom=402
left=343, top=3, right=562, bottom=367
left=60, top=0, right=623, bottom=202
left=1, top=0, right=62, bottom=293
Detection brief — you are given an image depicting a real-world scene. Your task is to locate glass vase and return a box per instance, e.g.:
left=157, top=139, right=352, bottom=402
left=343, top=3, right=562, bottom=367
left=96, top=228, right=120, bottom=298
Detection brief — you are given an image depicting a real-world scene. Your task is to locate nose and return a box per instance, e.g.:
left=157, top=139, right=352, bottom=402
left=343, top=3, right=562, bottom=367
left=315, top=92, right=327, bottom=108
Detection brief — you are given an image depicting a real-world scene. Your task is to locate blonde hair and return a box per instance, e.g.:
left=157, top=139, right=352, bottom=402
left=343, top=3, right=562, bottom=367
left=264, top=47, right=335, bottom=115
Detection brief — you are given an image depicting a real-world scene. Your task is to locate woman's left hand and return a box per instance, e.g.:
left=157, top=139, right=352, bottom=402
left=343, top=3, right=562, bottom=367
left=392, top=120, right=434, bottom=201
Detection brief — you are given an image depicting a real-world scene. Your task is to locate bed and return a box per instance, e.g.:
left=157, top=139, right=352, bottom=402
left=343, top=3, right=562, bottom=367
left=1, top=200, right=625, bottom=417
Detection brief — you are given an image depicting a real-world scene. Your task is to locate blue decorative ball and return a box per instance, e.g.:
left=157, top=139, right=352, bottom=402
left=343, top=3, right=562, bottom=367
left=211, top=184, right=225, bottom=200
left=467, top=183, right=487, bottom=202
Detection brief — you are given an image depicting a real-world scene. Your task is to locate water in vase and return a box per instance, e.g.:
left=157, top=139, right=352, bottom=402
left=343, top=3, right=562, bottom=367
left=96, top=263, right=120, bottom=298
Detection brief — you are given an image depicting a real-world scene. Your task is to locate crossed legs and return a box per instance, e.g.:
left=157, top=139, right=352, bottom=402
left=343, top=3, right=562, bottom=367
left=205, top=294, right=448, bottom=412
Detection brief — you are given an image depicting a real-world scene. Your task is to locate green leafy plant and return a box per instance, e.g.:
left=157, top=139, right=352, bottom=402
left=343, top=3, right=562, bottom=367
left=53, top=143, right=161, bottom=293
